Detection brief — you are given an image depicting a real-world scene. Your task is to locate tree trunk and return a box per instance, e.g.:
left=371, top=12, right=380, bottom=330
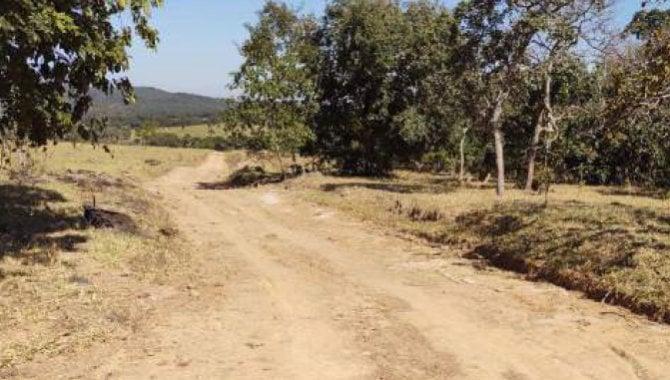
left=529, top=60, right=557, bottom=193
left=525, top=111, right=544, bottom=191
left=459, top=127, right=470, bottom=183
left=491, top=91, right=508, bottom=199
left=493, top=127, right=505, bottom=199
left=0, top=142, right=6, bottom=171
left=275, top=150, right=285, bottom=176
left=17, top=148, right=28, bottom=172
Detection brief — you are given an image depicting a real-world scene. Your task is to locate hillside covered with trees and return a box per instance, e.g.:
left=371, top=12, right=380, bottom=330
left=87, top=87, right=230, bottom=127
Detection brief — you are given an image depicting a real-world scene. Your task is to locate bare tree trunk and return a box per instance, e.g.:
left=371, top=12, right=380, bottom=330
left=0, top=141, right=6, bottom=172
left=459, top=127, right=470, bottom=183
left=526, top=59, right=558, bottom=192
left=18, top=148, right=28, bottom=171
left=543, top=145, right=551, bottom=206
left=275, top=150, right=285, bottom=176
left=525, top=111, right=544, bottom=191
left=493, top=127, right=505, bottom=198
left=491, top=91, right=508, bottom=199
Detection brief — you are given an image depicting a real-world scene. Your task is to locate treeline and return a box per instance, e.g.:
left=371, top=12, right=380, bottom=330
left=138, top=131, right=267, bottom=151
left=77, top=119, right=267, bottom=151
left=226, top=0, right=670, bottom=197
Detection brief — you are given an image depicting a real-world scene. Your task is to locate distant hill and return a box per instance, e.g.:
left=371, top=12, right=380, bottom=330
left=87, top=87, right=230, bottom=127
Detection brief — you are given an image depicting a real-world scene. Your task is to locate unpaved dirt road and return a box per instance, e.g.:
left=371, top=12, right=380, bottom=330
left=19, top=153, right=670, bottom=379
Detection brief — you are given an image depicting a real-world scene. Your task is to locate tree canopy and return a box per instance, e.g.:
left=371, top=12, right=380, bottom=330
left=225, top=0, right=670, bottom=193
left=0, top=0, right=161, bottom=147
left=224, top=1, right=318, bottom=171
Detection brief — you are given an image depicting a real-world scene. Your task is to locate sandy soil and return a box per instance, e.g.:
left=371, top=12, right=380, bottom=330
left=16, top=153, right=670, bottom=379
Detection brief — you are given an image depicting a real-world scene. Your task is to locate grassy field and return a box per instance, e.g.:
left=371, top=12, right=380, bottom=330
left=0, top=145, right=208, bottom=371
left=157, top=124, right=226, bottom=138
left=289, top=171, right=670, bottom=322
left=33, top=143, right=210, bottom=179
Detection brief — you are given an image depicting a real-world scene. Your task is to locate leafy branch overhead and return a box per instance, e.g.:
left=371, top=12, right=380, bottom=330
left=0, top=0, right=162, bottom=147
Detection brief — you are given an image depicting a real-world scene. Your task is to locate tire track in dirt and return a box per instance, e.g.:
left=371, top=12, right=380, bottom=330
left=206, top=183, right=670, bottom=379
left=208, top=190, right=459, bottom=379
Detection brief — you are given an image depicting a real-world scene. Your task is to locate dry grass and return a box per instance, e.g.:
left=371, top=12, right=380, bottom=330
left=0, top=145, right=206, bottom=370
left=157, top=124, right=226, bottom=138
left=29, top=143, right=210, bottom=180
left=290, top=171, right=670, bottom=322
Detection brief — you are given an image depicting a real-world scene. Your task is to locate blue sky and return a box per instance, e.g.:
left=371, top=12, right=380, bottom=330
left=125, top=0, right=642, bottom=98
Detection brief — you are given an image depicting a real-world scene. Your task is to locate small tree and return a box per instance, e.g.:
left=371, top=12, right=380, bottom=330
left=523, top=0, right=612, bottom=191
left=456, top=0, right=542, bottom=199
left=136, top=120, right=159, bottom=145
left=226, top=1, right=318, bottom=173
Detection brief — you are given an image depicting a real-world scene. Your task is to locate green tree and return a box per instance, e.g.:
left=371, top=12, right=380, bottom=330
left=455, top=0, right=538, bottom=198
left=226, top=1, right=318, bottom=173
left=313, top=0, right=407, bottom=175
left=522, top=0, right=610, bottom=191
left=455, top=0, right=608, bottom=199
left=314, top=0, right=461, bottom=176
left=136, top=119, right=159, bottom=145
left=587, top=2, right=670, bottom=187
left=394, top=1, right=463, bottom=176
left=0, top=0, right=162, bottom=148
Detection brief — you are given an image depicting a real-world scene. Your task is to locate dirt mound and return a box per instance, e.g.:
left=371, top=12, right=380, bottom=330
left=228, top=165, right=277, bottom=187
left=199, top=165, right=288, bottom=190
left=84, top=206, right=137, bottom=233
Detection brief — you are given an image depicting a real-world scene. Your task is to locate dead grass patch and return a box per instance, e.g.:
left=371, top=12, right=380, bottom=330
left=389, top=200, right=444, bottom=222
left=0, top=145, right=205, bottom=370
left=295, top=172, right=670, bottom=323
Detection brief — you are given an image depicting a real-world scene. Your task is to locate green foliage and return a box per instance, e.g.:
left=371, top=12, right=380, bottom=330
left=140, top=131, right=266, bottom=152
left=395, top=1, right=462, bottom=156
left=313, top=0, right=406, bottom=175
left=627, top=9, right=670, bottom=39
left=314, top=0, right=459, bottom=175
left=225, top=1, right=317, bottom=165
left=418, top=150, right=458, bottom=173
left=541, top=53, right=670, bottom=188
left=135, top=120, right=158, bottom=145
left=608, top=2, right=670, bottom=128
left=0, top=0, right=162, bottom=148
left=225, top=0, right=669, bottom=189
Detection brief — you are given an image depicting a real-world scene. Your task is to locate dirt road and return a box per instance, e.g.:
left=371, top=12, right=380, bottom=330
left=21, top=153, right=670, bottom=379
